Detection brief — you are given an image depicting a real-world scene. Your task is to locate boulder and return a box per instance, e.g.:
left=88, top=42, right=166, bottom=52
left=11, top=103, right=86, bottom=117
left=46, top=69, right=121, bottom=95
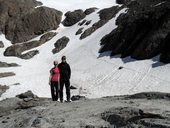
left=52, top=36, right=70, bottom=54
left=71, top=95, right=86, bottom=101
left=16, top=90, right=37, bottom=99
left=0, top=41, right=4, bottom=48
left=63, top=9, right=86, bottom=26
left=5, top=7, right=62, bottom=43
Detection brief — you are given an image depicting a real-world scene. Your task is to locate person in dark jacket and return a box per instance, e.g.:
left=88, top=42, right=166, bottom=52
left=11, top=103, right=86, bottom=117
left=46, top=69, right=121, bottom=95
left=49, top=61, right=60, bottom=101
left=58, top=56, right=71, bottom=102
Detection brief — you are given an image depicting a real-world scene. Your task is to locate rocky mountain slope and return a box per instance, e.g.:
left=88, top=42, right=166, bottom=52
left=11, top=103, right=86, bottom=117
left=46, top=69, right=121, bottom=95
left=0, top=91, right=170, bottom=128
left=100, top=0, right=170, bottom=63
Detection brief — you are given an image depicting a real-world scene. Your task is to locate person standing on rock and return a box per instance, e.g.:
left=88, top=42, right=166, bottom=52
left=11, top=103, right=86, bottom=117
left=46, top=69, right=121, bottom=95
left=49, top=61, right=60, bottom=101
left=58, top=56, right=71, bottom=102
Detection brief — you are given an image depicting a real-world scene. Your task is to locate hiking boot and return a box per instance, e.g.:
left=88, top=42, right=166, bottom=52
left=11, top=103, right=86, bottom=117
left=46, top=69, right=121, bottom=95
left=65, top=100, right=71, bottom=103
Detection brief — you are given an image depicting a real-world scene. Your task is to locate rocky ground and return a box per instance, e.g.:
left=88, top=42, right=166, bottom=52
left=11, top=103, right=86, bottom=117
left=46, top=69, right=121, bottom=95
left=0, top=91, right=170, bottom=128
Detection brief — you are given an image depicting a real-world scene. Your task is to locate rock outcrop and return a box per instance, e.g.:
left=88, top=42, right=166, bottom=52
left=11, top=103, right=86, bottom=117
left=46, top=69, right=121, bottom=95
left=4, top=32, right=57, bottom=59
left=0, top=0, right=62, bottom=44
left=0, top=0, right=42, bottom=33
left=80, top=6, right=123, bottom=39
left=52, top=36, right=70, bottom=54
left=5, top=7, right=62, bottom=43
left=84, top=7, right=98, bottom=15
left=0, top=72, right=15, bottom=78
left=63, top=9, right=86, bottom=26
left=160, top=32, right=170, bottom=63
left=0, top=61, right=19, bottom=67
left=16, top=90, right=38, bottom=100
left=75, top=28, right=84, bottom=35
left=99, top=0, right=170, bottom=63
left=78, top=20, right=87, bottom=26
left=0, top=85, right=9, bottom=97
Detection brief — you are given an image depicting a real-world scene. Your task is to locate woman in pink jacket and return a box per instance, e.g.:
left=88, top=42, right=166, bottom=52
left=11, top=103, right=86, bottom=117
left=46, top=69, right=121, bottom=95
left=49, top=61, right=60, bottom=101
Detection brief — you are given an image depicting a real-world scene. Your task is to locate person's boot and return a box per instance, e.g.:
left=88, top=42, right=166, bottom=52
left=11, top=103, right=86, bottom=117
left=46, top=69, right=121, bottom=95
left=65, top=99, right=71, bottom=102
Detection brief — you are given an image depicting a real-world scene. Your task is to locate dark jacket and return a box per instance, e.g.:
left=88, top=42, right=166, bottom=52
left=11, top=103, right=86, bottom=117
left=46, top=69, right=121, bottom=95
left=58, top=62, right=71, bottom=80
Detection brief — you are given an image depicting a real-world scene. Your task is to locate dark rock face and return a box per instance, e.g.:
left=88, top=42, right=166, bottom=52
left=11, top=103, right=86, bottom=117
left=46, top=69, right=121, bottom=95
left=116, top=0, right=131, bottom=4
left=52, top=36, right=69, bottom=54
left=84, top=7, right=98, bottom=15
left=63, top=9, right=86, bottom=26
left=160, top=32, right=170, bottom=63
left=100, top=0, right=170, bottom=63
left=0, top=0, right=42, bottom=33
left=4, top=32, right=56, bottom=59
left=6, top=7, right=62, bottom=43
left=80, top=6, right=123, bottom=39
left=0, top=61, right=19, bottom=67
left=75, top=28, right=84, bottom=35
left=0, top=41, right=4, bottom=48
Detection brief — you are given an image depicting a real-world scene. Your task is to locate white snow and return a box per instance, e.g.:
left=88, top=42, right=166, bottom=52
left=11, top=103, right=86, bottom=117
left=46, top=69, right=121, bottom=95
left=0, top=0, right=170, bottom=100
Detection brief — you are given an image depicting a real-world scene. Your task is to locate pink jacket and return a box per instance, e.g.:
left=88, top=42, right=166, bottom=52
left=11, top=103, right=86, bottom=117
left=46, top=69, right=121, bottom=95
left=50, top=67, right=60, bottom=81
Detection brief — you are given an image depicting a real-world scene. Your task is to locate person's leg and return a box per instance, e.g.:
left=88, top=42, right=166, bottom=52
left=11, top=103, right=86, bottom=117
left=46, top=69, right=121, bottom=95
left=59, top=79, right=64, bottom=102
left=50, top=81, right=55, bottom=101
left=65, top=79, right=71, bottom=101
left=54, top=81, right=58, bottom=101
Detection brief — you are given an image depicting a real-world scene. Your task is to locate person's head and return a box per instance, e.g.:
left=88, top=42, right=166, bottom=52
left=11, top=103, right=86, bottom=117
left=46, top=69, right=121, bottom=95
left=61, top=56, right=66, bottom=63
left=53, top=60, right=58, bottom=66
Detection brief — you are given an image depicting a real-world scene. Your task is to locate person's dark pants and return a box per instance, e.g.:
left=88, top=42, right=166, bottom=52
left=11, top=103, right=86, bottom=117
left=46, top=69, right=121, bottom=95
left=60, top=79, right=70, bottom=101
left=50, top=81, right=58, bottom=101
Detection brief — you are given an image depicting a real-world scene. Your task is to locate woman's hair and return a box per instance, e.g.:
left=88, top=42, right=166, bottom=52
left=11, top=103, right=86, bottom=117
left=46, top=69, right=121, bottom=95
left=53, top=60, right=58, bottom=65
